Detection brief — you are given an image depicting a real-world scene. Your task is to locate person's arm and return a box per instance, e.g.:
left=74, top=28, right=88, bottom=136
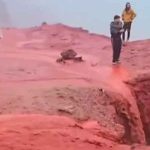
left=110, top=22, right=123, bottom=34
left=122, top=11, right=125, bottom=21
left=111, top=22, right=122, bottom=30
left=118, top=22, right=124, bottom=33
left=131, top=9, right=136, bottom=21
left=110, top=22, right=118, bottom=34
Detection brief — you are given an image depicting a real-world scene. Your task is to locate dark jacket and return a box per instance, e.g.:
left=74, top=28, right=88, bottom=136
left=110, top=21, right=123, bottom=38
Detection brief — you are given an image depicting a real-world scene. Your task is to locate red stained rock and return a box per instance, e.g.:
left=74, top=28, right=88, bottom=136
left=0, top=24, right=150, bottom=149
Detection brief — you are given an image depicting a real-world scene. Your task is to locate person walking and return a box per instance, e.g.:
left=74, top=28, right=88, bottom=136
left=122, top=2, right=136, bottom=44
left=110, top=15, right=124, bottom=64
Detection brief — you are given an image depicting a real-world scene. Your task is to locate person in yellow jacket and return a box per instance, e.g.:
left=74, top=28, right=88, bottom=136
left=122, top=2, right=136, bottom=43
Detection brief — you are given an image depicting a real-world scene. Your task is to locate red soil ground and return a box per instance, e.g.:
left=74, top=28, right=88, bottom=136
left=0, top=24, right=150, bottom=149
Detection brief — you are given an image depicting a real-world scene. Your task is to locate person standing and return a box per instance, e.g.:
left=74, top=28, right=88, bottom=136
left=110, top=15, right=124, bottom=64
left=122, top=2, right=136, bottom=44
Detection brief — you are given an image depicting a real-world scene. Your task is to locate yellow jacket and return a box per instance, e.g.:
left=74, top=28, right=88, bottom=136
left=122, top=9, right=136, bottom=22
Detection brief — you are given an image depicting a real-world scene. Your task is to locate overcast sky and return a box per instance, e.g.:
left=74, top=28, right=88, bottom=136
left=0, top=0, right=149, bottom=40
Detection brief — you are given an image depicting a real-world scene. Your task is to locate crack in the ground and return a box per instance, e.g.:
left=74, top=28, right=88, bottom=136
left=126, top=74, right=150, bottom=145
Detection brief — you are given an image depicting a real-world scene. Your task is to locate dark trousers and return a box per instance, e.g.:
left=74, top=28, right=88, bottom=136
left=111, top=37, right=122, bottom=62
left=122, top=22, right=132, bottom=41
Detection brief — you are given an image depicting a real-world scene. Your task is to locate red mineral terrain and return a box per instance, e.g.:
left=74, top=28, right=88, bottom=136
left=0, top=23, right=150, bottom=150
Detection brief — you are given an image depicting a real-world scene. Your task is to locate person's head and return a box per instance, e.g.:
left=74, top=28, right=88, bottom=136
left=125, top=2, right=131, bottom=11
left=114, top=15, right=121, bottom=23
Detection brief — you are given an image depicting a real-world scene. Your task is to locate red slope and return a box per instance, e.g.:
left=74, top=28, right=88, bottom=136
left=0, top=24, right=150, bottom=149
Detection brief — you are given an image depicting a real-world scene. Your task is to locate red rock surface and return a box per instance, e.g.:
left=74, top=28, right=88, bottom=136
left=0, top=24, right=150, bottom=149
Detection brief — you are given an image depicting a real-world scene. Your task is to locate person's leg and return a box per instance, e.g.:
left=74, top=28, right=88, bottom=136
left=127, top=22, right=132, bottom=41
left=122, top=31, right=125, bottom=41
left=112, top=38, right=116, bottom=62
left=122, top=23, right=127, bottom=41
left=112, top=38, right=117, bottom=63
left=116, top=38, right=122, bottom=61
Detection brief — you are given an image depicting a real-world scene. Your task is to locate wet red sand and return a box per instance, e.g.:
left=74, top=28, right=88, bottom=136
left=0, top=24, right=150, bottom=149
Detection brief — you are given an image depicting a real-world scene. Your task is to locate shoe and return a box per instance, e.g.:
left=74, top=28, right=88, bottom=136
left=116, top=60, right=121, bottom=64
left=122, top=41, right=126, bottom=46
left=112, top=61, right=117, bottom=65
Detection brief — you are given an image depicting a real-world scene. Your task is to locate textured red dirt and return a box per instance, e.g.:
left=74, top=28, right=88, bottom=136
left=127, top=74, right=150, bottom=144
left=0, top=24, right=150, bottom=149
